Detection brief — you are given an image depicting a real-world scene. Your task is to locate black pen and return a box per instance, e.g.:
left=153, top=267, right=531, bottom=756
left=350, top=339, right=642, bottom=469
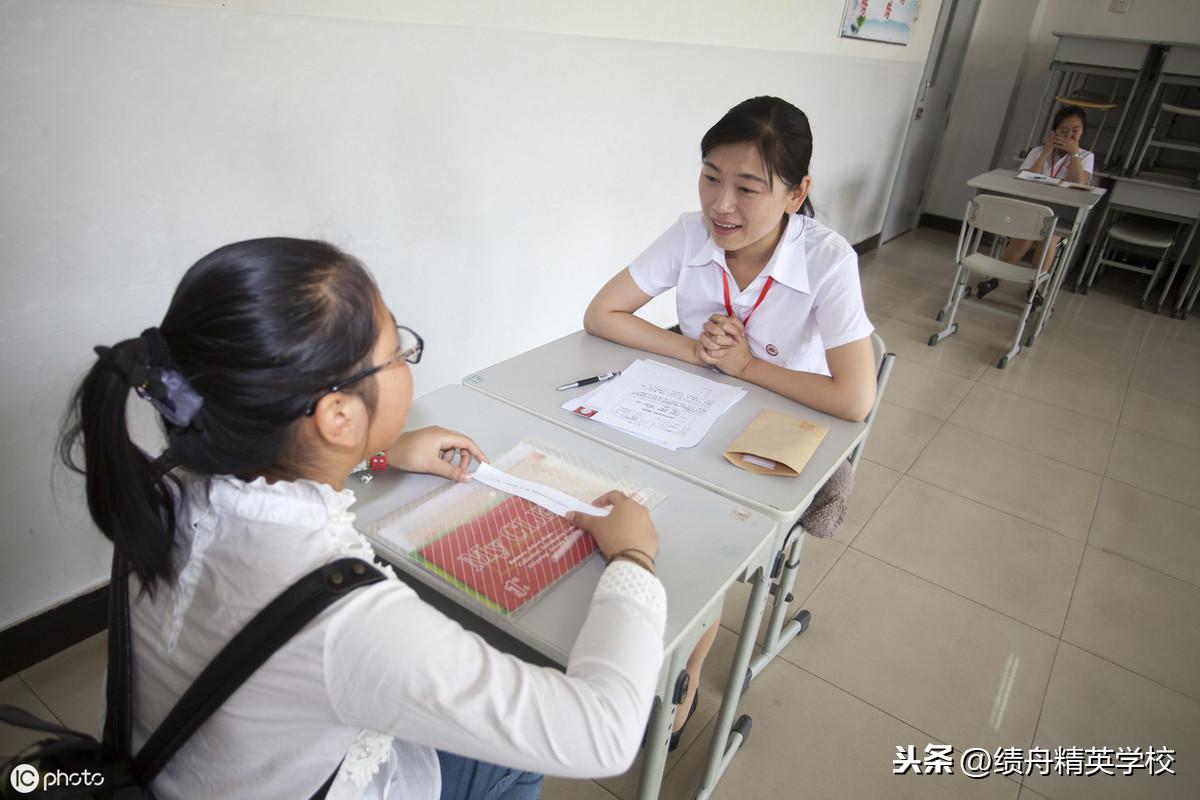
left=556, top=371, right=621, bottom=391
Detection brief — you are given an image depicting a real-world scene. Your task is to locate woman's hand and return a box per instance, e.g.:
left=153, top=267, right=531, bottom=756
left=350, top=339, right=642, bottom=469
left=698, top=314, right=754, bottom=377
left=567, top=490, right=659, bottom=564
left=385, top=426, right=487, bottom=482
left=699, top=314, right=739, bottom=353
left=1053, top=133, right=1080, bottom=155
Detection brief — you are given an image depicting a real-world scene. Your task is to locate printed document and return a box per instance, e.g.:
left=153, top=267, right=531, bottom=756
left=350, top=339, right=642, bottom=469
left=561, top=359, right=746, bottom=450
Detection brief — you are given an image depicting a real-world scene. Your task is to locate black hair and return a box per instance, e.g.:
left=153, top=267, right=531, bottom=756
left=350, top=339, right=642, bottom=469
left=700, top=96, right=815, bottom=217
left=1052, top=105, right=1088, bottom=136
left=59, top=238, right=382, bottom=594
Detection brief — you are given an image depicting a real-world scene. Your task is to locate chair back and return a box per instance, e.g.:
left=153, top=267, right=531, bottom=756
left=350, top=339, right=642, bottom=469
left=848, top=332, right=895, bottom=472
left=968, top=194, right=1057, bottom=242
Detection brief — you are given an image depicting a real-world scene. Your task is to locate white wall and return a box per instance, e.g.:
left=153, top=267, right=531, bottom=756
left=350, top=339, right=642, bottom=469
left=0, top=0, right=942, bottom=629
left=923, top=0, right=1042, bottom=219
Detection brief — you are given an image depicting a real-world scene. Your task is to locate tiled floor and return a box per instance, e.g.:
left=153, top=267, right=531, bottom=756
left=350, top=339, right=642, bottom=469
left=4, top=228, right=1198, bottom=798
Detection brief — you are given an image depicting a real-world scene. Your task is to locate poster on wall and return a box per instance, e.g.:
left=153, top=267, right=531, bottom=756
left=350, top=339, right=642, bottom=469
left=840, top=0, right=921, bottom=45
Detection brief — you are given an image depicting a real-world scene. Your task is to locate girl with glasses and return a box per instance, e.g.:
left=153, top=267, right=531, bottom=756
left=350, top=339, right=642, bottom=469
left=60, top=237, right=665, bottom=799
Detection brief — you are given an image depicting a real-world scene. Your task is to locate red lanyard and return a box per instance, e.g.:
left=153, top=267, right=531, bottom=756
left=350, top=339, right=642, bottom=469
left=1050, top=151, right=1076, bottom=179
left=721, top=271, right=775, bottom=327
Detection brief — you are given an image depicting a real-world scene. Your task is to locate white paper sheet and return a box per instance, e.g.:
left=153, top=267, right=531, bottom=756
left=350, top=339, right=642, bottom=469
left=1016, top=170, right=1061, bottom=185
left=561, top=359, right=746, bottom=450
left=1059, top=180, right=1105, bottom=194
left=472, top=463, right=612, bottom=518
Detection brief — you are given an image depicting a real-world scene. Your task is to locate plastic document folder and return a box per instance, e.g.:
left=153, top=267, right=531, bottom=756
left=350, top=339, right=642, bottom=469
left=363, top=440, right=664, bottom=616
left=561, top=359, right=746, bottom=450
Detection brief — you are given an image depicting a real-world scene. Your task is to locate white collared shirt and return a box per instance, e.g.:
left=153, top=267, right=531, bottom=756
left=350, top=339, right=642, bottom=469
left=128, top=475, right=666, bottom=799
left=1020, top=145, right=1095, bottom=181
left=629, top=212, right=874, bottom=376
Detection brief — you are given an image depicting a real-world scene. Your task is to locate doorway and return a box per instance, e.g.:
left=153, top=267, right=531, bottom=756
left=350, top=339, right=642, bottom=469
left=880, top=0, right=980, bottom=243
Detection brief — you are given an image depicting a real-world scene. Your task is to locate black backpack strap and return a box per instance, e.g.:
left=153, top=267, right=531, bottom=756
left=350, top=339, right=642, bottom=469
left=309, top=760, right=342, bottom=800
left=132, top=557, right=385, bottom=785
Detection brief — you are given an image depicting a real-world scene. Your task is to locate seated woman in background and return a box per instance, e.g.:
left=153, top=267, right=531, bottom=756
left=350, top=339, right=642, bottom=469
left=976, top=105, right=1093, bottom=303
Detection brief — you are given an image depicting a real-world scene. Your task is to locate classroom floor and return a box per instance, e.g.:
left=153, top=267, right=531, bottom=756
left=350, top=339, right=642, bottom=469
left=3, top=228, right=1198, bottom=799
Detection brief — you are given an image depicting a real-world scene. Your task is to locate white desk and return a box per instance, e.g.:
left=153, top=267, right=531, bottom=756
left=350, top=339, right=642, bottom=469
left=351, top=385, right=776, bottom=800
left=966, top=169, right=1107, bottom=341
left=462, top=330, right=868, bottom=799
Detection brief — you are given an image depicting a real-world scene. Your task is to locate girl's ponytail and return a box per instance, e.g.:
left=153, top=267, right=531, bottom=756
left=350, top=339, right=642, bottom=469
left=61, top=334, right=184, bottom=594
left=59, top=238, right=381, bottom=597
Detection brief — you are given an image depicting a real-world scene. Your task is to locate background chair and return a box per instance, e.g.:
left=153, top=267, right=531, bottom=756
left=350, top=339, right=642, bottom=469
left=1079, top=214, right=1180, bottom=311
left=930, top=194, right=1059, bottom=369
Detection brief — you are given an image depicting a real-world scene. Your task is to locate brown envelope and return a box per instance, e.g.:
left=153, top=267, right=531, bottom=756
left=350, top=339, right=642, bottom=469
left=723, top=409, right=830, bottom=476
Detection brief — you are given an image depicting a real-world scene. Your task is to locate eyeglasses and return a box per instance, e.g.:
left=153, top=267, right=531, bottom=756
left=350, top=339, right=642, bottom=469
left=304, top=324, right=423, bottom=416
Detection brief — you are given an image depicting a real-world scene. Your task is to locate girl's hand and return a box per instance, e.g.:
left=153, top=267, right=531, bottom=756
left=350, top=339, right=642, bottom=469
left=385, top=426, right=487, bottom=482
left=567, top=490, right=659, bottom=564
left=698, top=315, right=754, bottom=377
left=1043, top=132, right=1057, bottom=154
left=1053, top=134, right=1080, bottom=155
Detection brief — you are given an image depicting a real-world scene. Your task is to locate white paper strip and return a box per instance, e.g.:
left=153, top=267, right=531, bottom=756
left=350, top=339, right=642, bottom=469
left=472, top=463, right=613, bottom=518
left=742, top=454, right=777, bottom=469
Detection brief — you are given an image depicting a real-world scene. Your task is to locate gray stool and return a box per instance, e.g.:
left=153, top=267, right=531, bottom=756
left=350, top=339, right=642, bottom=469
left=1082, top=216, right=1179, bottom=310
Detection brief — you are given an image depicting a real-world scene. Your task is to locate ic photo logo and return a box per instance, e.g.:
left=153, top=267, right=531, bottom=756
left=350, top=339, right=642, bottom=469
left=8, top=763, right=39, bottom=794
left=7, top=762, right=106, bottom=793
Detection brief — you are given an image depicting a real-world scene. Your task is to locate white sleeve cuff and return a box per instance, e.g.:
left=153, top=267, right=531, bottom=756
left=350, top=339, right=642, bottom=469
left=595, top=559, right=667, bottom=619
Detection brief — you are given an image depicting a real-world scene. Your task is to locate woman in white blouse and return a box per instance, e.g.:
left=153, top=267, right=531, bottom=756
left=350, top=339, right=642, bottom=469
left=976, top=105, right=1093, bottom=302
left=585, top=96, right=876, bottom=746
left=60, top=238, right=666, bottom=799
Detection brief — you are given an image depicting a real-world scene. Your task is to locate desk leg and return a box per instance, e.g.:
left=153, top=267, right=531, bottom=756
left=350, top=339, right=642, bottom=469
left=1074, top=205, right=1112, bottom=295
left=749, top=531, right=808, bottom=681
left=1183, top=265, right=1200, bottom=318
left=636, top=643, right=688, bottom=800
left=694, top=565, right=771, bottom=800
left=1167, top=221, right=1200, bottom=317
left=1035, top=209, right=1089, bottom=342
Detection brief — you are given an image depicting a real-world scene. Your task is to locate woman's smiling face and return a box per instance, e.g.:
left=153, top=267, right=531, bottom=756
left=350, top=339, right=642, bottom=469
left=698, top=141, right=808, bottom=263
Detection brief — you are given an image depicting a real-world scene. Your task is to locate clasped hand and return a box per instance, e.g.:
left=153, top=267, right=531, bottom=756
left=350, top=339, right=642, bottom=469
left=1046, top=131, right=1079, bottom=156
left=385, top=426, right=487, bottom=482
left=695, top=314, right=754, bottom=377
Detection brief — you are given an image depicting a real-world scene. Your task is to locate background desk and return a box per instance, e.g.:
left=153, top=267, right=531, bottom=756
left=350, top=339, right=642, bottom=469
left=351, top=385, right=776, bottom=800
left=462, top=330, right=868, bottom=798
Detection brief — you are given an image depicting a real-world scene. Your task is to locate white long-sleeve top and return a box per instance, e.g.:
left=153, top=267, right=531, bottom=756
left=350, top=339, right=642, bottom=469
left=127, top=475, right=667, bottom=799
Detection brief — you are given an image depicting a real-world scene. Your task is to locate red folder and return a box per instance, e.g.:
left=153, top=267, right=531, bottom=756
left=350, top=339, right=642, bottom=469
left=417, top=496, right=597, bottom=614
